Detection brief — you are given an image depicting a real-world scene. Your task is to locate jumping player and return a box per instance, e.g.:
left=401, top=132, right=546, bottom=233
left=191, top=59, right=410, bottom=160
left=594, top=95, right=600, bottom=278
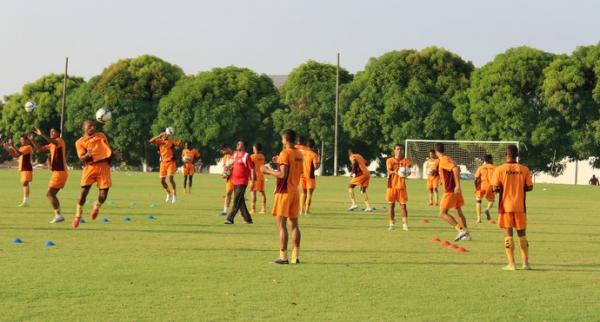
left=492, top=145, right=533, bottom=271
left=28, top=128, right=68, bottom=224
left=149, top=131, right=182, bottom=203
left=300, top=139, right=320, bottom=215
left=250, top=143, right=267, bottom=214
left=261, top=129, right=304, bottom=264
left=386, top=144, right=411, bottom=231
left=474, top=154, right=495, bottom=223
left=181, top=142, right=200, bottom=194
left=347, top=149, right=373, bottom=212
left=219, top=144, right=234, bottom=216
left=2, top=135, right=33, bottom=207
left=425, top=150, right=440, bottom=206
left=434, top=143, right=471, bottom=241
left=72, top=119, right=114, bottom=229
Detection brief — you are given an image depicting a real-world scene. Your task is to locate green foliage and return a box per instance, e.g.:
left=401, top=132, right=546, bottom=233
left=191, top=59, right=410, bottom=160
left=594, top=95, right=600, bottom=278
left=66, top=55, right=184, bottom=166
left=154, top=66, right=280, bottom=164
left=457, top=47, right=571, bottom=172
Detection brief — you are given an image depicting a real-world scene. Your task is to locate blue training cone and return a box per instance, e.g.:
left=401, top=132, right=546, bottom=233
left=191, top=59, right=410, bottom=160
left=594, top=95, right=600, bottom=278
left=13, top=238, right=23, bottom=244
left=80, top=218, right=86, bottom=224
left=123, top=217, right=132, bottom=222
left=101, top=218, right=110, bottom=223
left=147, top=215, right=156, bottom=220
left=45, top=240, right=55, bottom=247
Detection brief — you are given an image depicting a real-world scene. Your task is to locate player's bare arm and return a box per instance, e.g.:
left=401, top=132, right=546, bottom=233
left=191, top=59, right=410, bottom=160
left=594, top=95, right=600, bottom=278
left=452, top=166, right=462, bottom=194
left=34, top=128, right=58, bottom=146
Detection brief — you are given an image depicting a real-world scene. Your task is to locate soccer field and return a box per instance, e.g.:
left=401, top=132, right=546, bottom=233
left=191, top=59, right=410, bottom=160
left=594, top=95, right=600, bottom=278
left=0, top=169, right=599, bottom=321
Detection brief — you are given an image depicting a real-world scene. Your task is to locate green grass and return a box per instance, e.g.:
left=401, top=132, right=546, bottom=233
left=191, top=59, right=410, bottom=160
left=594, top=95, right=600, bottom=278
left=0, top=169, right=599, bottom=321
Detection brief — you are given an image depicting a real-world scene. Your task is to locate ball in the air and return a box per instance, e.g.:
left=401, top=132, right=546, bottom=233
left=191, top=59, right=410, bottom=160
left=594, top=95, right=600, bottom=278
left=95, top=107, right=112, bottom=123
left=165, top=127, right=175, bottom=136
left=24, top=101, right=37, bottom=112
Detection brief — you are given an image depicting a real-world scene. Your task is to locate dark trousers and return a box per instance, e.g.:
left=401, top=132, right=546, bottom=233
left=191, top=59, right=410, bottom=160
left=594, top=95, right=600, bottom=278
left=226, top=184, right=253, bottom=223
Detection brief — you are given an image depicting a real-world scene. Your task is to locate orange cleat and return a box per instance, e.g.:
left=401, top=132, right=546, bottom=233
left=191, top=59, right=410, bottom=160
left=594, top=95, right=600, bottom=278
left=72, top=216, right=81, bottom=229
left=91, top=206, right=100, bottom=220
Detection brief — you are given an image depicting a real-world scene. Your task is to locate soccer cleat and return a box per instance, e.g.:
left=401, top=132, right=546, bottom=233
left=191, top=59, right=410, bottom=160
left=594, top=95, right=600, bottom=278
left=388, top=224, right=395, bottom=231
left=71, top=216, right=81, bottom=229
left=171, top=195, right=177, bottom=204
left=18, top=201, right=29, bottom=207
left=50, top=214, right=65, bottom=224
left=428, top=201, right=434, bottom=206
left=460, top=233, right=472, bottom=241
left=364, top=208, right=374, bottom=212
left=165, top=194, right=171, bottom=203
left=402, top=224, right=409, bottom=231
left=273, top=259, right=289, bottom=265
left=291, top=258, right=300, bottom=264
left=347, top=205, right=358, bottom=211
left=224, top=220, right=234, bottom=225
left=502, top=265, right=516, bottom=271
left=91, top=206, right=100, bottom=220
left=522, top=264, right=532, bottom=270
left=476, top=219, right=482, bottom=224
left=218, top=211, right=227, bottom=216
left=485, top=209, right=491, bottom=221
left=454, top=229, right=468, bottom=242
left=243, top=221, right=253, bottom=224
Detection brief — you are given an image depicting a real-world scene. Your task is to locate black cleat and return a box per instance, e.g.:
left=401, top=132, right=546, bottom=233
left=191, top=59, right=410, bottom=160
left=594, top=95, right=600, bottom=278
left=273, top=259, right=289, bottom=265
left=291, top=258, right=300, bottom=264
left=224, top=220, right=234, bottom=225
left=244, top=221, right=253, bottom=224
left=485, top=209, right=491, bottom=221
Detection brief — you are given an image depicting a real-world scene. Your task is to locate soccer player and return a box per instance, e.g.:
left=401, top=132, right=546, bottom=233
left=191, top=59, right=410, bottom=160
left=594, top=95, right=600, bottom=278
left=347, top=149, right=373, bottom=212
left=2, top=135, right=33, bottom=207
left=224, top=140, right=255, bottom=224
left=474, top=154, right=495, bottom=223
left=28, top=128, right=68, bottom=224
left=425, top=150, right=440, bottom=206
left=149, top=131, right=182, bottom=203
left=250, top=143, right=267, bottom=214
left=300, top=139, right=320, bottom=215
left=219, top=144, right=234, bottom=216
left=181, top=142, right=200, bottom=194
left=261, top=129, right=304, bottom=264
left=386, top=144, right=411, bottom=231
left=491, top=145, right=533, bottom=271
left=589, top=175, right=599, bottom=186
left=434, top=143, right=471, bottom=241
left=72, top=120, right=114, bottom=229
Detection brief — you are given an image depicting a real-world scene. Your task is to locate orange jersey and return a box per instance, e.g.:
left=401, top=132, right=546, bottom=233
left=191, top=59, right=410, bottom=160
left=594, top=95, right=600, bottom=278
left=275, top=147, right=303, bottom=194
left=18, top=145, right=33, bottom=171
left=349, top=153, right=369, bottom=177
left=76, top=132, right=112, bottom=165
left=475, top=163, right=495, bottom=191
left=251, top=153, right=266, bottom=180
left=301, top=148, right=319, bottom=179
left=181, top=148, right=199, bottom=164
left=438, top=155, right=458, bottom=193
left=45, top=138, right=67, bottom=171
left=425, top=158, right=440, bottom=177
left=492, top=162, right=533, bottom=213
left=153, top=138, right=182, bottom=162
left=386, top=157, right=411, bottom=189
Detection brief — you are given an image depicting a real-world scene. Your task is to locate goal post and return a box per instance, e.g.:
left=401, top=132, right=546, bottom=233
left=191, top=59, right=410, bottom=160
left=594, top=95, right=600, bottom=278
left=404, top=139, right=520, bottom=179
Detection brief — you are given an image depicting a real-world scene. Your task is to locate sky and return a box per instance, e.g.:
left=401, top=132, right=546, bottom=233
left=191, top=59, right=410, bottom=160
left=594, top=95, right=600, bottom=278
left=1, top=0, right=599, bottom=97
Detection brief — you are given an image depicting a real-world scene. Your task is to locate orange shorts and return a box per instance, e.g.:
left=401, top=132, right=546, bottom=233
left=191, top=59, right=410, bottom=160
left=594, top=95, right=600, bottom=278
left=386, top=188, right=408, bottom=204
left=183, top=163, right=195, bottom=176
left=475, top=188, right=495, bottom=201
left=300, top=177, right=316, bottom=190
left=252, top=178, right=265, bottom=192
left=498, top=212, right=527, bottom=230
left=350, top=175, right=370, bottom=188
left=225, top=179, right=234, bottom=193
left=20, top=171, right=33, bottom=184
left=81, top=163, right=112, bottom=189
left=440, top=192, right=464, bottom=210
left=159, top=160, right=177, bottom=177
left=272, top=190, right=300, bottom=219
left=48, top=171, right=68, bottom=189
left=427, top=176, right=439, bottom=189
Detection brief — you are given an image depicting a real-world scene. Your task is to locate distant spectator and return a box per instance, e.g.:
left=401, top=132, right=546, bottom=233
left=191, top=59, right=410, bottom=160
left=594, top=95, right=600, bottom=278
left=589, top=175, right=599, bottom=186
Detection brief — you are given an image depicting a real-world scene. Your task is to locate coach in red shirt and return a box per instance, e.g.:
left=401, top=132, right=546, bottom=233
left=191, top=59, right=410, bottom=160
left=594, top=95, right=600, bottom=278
left=225, top=140, right=255, bottom=224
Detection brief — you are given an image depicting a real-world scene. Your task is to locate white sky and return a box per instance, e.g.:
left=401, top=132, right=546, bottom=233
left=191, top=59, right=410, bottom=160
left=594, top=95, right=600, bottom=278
left=1, top=0, right=599, bottom=97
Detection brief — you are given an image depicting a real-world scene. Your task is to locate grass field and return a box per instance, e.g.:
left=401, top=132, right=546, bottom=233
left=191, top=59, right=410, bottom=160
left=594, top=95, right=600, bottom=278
left=1, top=169, right=599, bottom=321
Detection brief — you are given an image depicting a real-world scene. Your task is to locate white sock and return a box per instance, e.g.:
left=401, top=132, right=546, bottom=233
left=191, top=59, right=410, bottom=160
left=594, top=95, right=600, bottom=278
left=223, top=206, right=227, bottom=212
left=23, top=197, right=29, bottom=202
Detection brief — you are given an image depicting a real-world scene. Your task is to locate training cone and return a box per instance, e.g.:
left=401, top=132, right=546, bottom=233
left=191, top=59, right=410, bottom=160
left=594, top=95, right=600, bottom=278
left=45, top=241, right=55, bottom=247
left=489, top=220, right=496, bottom=224
left=101, top=218, right=110, bottom=223
left=123, top=217, right=131, bottom=222
left=13, top=238, right=23, bottom=244
left=80, top=218, right=86, bottom=224
left=441, top=241, right=450, bottom=246
left=147, top=215, right=156, bottom=220
left=431, top=237, right=441, bottom=242
left=456, top=247, right=467, bottom=253
left=421, top=219, right=430, bottom=224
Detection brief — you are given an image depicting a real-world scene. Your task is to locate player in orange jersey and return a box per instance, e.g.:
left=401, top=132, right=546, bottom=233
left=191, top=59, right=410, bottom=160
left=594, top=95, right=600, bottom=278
left=347, top=149, right=373, bottom=212
left=261, top=129, right=304, bottom=265
left=434, top=143, right=471, bottom=242
left=386, top=144, right=411, bottom=231
left=149, top=131, right=182, bottom=203
left=474, top=154, right=495, bottom=223
left=181, top=142, right=200, bottom=194
left=250, top=142, right=267, bottom=214
left=2, top=134, right=33, bottom=207
left=425, top=150, right=440, bottom=206
left=299, top=139, right=320, bottom=215
left=218, top=144, right=234, bottom=216
left=29, top=127, right=68, bottom=224
left=72, top=120, right=114, bottom=228
left=491, top=145, right=533, bottom=271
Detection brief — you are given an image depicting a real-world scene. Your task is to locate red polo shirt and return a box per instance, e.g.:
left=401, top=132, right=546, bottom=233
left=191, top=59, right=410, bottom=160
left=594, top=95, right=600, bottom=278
left=231, top=152, right=254, bottom=185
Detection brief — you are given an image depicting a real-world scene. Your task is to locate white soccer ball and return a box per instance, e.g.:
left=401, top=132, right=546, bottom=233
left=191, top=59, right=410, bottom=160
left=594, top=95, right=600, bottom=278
left=95, top=107, right=112, bottom=123
left=182, top=155, right=192, bottom=163
left=24, top=101, right=37, bottom=112
left=165, top=127, right=175, bottom=136
left=397, top=167, right=411, bottom=178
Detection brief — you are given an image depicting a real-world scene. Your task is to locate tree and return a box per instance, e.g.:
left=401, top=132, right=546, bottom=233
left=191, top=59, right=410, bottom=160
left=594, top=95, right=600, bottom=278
left=342, top=47, right=473, bottom=164
left=66, top=55, right=184, bottom=168
left=457, top=47, right=569, bottom=172
left=272, top=60, right=352, bottom=174
left=543, top=43, right=600, bottom=167
left=154, top=66, right=280, bottom=165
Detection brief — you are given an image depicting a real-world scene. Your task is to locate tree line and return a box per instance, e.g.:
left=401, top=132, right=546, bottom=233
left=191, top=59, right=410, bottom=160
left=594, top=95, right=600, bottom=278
left=1, top=44, right=599, bottom=174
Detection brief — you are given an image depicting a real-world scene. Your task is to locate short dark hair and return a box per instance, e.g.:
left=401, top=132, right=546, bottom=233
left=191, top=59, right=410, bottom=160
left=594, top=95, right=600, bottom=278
left=253, top=142, right=262, bottom=151
left=282, top=129, right=296, bottom=144
left=297, top=135, right=306, bottom=145
left=434, top=143, right=445, bottom=153
left=307, top=139, right=316, bottom=149
left=238, top=140, right=247, bottom=148
left=395, top=143, right=403, bottom=150
left=484, top=154, right=493, bottom=164
left=220, top=143, right=230, bottom=150
left=429, top=149, right=435, bottom=154
left=506, top=145, right=519, bottom=158
left=51, top=127, right=61, bottom=134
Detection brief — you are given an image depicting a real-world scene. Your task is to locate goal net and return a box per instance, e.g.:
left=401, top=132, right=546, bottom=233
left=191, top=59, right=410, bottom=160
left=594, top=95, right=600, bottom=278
left=405, top=139, right=520, bottom=179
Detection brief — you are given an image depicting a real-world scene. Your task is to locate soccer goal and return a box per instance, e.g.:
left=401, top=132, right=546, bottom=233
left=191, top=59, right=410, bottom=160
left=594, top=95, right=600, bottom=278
left=405, top=139, right=520, bottom=179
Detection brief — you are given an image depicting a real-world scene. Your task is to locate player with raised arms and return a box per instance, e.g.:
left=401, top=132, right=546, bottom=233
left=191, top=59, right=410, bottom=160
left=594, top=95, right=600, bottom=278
left=2, top=134, right=34, bottom=207
left=149, top=128, right=182, bottom=204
